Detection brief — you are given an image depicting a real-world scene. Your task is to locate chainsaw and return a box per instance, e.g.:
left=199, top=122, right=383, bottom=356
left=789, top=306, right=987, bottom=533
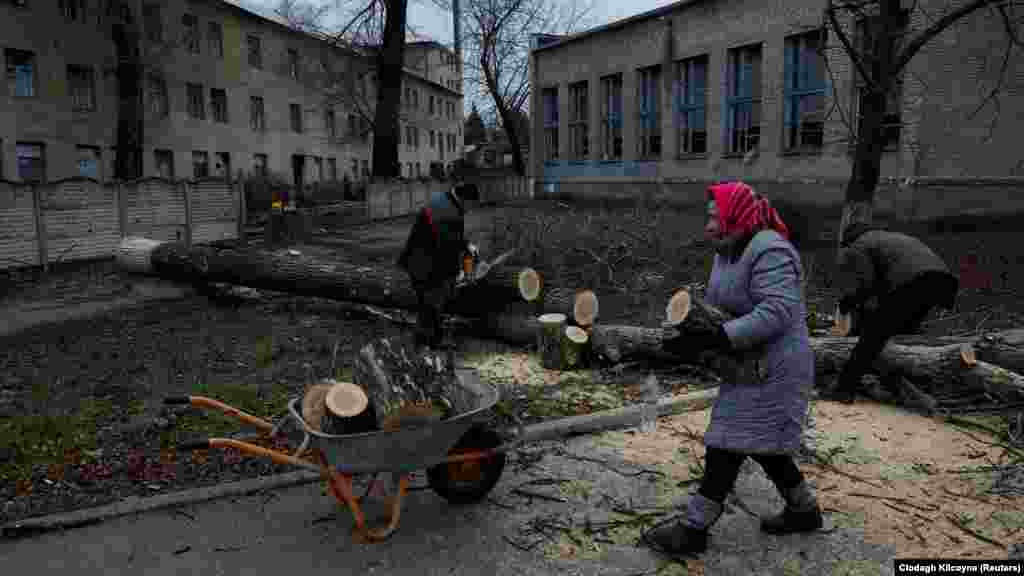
left=455, top=247, right=516, bottom=289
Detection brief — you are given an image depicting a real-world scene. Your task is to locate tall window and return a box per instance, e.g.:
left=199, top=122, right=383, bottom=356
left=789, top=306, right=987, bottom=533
left=143, top=3, right=162, bottom=43
left=637, top=65, right=661, bottom=159
left=328, top=158, right=337, bottom=181
left=726, top=43, right=762, bottom=155
left=187, top=83, right=205, bottom=119
left=16, top=143, right=45, bottom=182
left=784, top=30, right=826, bottom=152
left=253, top=154, right=268, bottom=177
left=430, top=130, right=436, bottom=149
left=288, top=49, right=300, bottom=81
left=215, top=152, right=231, bottom=179
left=67, top=65, right=95, bottom=111
left=290, top=104, right=303, bottom=133
left=542, top=87, right=559, bottom=162
left=676, top=55, right=708, bottom=155
left=349, top=114, right=357, bottom=137
left=210, top=88, right=228, bottom=123
left=149, top=73, right=168, bottom=118
left=182, top=14, right=200, bottom=54
left=429, top=95, right=435, bottom=115
left=192, top=151, right=209, bottom=179
left=155, top=149, right=174, bottom=179
left=326, top=109, right=336, bottom=139
left=208, top=22, right=223, bottom=59
left=600, top=74, right=623, bottom=161
left=77, top=146, right=100, bottom=179
left=247, top=35, right=262, bottom=69
left=568, top=81, right=588, bottom=160
left=855, top=14, right=907, bottom=151
left=250, top=96, right=265, bottom=131
left=6, top=49, right=35, bottom=98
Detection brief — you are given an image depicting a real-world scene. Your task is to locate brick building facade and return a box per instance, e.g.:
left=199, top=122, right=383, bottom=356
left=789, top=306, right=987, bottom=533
left=1, top=0, right=463, bottom=189
left=528, top=0, right=1024, bottom=220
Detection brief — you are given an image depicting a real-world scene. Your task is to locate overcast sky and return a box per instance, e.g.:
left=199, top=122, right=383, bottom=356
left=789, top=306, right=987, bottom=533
left=230, top=0, right=680, bottom=119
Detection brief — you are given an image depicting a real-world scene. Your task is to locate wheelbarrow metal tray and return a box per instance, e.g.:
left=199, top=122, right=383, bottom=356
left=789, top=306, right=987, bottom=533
left=288, top=368, right=500, bottom=475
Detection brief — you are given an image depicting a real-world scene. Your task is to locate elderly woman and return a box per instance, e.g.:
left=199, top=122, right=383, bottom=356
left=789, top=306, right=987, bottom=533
left=643, top=182, right=822, bottom=558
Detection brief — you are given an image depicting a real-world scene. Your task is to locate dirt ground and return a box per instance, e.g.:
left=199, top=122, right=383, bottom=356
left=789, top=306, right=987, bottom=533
left=2, top=199, right=1023, bottom=563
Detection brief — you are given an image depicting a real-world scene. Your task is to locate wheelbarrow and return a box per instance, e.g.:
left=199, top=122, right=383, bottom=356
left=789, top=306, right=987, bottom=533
left=164, top=368, right=517, bottom=543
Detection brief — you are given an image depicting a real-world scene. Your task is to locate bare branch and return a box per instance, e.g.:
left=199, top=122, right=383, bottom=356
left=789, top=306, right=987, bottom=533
left=827, top=1, right=880, bottom=93
left=895, top=0, right=999, bottom=73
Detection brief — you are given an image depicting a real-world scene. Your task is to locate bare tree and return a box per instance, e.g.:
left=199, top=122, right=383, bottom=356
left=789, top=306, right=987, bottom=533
left=272, top=0, right=421, bottom=181
left=431, top=0, right=596, bottom=175
left=821, top=0, right=1023, bottom=243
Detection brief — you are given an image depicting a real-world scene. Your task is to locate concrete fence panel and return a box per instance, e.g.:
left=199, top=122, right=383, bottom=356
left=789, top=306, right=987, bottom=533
left=0, top=180, right=41, bottom=269
left=122, top=177, right=188, bottom=243
left=41, top=178, right=120, bottom=264
left=190, top=178, right=238, bottom=244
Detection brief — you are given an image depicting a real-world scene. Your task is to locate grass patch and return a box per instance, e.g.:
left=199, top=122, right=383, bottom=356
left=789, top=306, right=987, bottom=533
left=832, top=559, right=885, bottom=576
left=0, top=396, right=129, bottom=483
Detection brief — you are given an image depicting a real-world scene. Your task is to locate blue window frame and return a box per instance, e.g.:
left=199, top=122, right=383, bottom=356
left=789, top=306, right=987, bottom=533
left=784, top=30, right=826, bottom=152
left=726, top=43, right=762, bottom=155
left=637, top=65, right=661, bottom=159
left=675, top=55, right=708, bottom=155
left=542, top=87, right=559, bottom=162
left=568, top=81, right=589, bottom=160
left=600, top=74, right=622, bottom=161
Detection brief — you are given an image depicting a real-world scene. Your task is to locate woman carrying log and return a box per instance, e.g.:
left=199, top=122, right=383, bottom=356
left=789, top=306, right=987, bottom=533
left=822, top=204, right=959, bottom=403
left=397, top=172, right=478, bottom=348
left=643, top=182, right=822, bottom=559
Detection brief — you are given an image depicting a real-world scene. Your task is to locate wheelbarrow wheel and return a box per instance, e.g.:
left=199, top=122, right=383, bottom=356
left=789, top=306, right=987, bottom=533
left=427, top=425, right=506, bottom=505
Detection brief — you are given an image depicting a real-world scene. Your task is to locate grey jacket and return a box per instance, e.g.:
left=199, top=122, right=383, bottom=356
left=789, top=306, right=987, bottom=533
left=837, top=225, right=955, bottom=314
left=703, top=230, right=815, bottom=455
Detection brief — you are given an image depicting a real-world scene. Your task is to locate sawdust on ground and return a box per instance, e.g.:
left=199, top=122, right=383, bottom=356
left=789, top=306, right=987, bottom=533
left=600, top=398, right=1022, bottom=559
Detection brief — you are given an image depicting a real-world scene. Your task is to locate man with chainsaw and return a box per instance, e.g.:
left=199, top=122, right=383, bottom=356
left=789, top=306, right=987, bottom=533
left=397, top=166, right=478, bottom=349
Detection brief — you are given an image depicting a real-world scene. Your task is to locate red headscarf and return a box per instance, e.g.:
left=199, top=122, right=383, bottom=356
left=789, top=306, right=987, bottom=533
left=707, top=182, right=789, bottom=240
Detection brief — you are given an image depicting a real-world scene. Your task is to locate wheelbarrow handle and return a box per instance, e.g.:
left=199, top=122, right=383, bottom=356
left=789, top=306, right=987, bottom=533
left=177, top=437, right=320, bottom=472
left=162, top=395, right=275, bottom=434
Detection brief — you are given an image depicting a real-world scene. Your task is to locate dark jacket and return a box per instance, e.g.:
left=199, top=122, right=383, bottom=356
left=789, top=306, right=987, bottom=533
left=397, top=187, right=467, bottom=287
left=837, top=223, right=956, bottom=314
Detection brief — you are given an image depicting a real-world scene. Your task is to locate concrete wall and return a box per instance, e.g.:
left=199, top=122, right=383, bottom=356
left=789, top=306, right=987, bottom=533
left=528, top=0, right=1024, bottom=220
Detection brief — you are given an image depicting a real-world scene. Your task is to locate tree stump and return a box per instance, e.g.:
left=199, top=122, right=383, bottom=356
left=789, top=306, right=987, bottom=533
left=561, top=326, right=590, bottom=369
left=351, top=337, right=479, bottom=431
left=300, top=383, right=332, bottom=432
left=538, top=313, right=567, bottom=370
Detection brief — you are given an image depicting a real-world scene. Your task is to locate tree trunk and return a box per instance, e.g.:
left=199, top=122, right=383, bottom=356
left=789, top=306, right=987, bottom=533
left=538, top=313, right=567, bottom=370
left=561, top=326, right=590, bottom=370
left=119, top=238, right=534, bottom=317
left=112, top=22, right=143, bottom=180
left=371, top=0, right=408, bottom=181
left=541, top=288, right=599, bottom=326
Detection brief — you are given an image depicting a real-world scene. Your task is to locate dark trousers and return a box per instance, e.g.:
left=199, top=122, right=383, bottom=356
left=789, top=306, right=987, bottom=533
left=839, top=271, right=958, bottom=390
left=414, top=279, right=454, bottom=347
left=698, top=447, right=806, bottom=504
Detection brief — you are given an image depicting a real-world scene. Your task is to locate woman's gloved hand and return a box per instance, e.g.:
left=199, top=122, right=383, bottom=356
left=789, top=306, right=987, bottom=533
left=662, top=322, right=733, bottom=356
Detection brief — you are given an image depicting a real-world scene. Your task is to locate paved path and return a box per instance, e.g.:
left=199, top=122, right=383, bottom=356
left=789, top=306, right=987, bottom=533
left=0, top=435, right=896, bottom=575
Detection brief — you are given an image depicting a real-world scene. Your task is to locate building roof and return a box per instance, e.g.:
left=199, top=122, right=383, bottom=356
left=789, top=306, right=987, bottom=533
left=531, top=0, right=699, bottom=53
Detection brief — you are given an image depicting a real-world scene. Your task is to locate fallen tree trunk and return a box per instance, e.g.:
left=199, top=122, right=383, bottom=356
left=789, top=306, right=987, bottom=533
left=117, top=238, right=537, bottom=318
left=892, top=329, right=1024, bottom=375
left=541, top=288, right=599, bottom=327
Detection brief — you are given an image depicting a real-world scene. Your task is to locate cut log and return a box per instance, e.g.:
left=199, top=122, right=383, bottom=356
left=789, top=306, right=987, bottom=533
left=300, top=383, right=333, bottom=432
left=961, top=360, right=1024, bottom=402
left=664, top=289, right=733, bottom=333
left=321, top=381, right=379, bottom=435
left=116, top=237, right=536, bottom=318
left=538, top=313, right=568, bottom=370
left=351, top=337, right=479, bottom=430
left=561, top=326, right=590, bottom=370
left=541, top=288, right=599, bottom=326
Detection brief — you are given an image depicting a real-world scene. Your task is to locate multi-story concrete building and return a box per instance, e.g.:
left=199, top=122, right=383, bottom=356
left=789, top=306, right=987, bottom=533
left=398, top=40, right=464, bottom=179
left=529, top=0, right=1024, bottom=219
left=1, top=0, right=463, bottom=191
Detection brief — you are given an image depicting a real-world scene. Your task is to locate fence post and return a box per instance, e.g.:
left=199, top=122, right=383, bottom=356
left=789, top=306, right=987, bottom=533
left=236, top=174, right=247, bottom=243
left=182, top=179, right=193, bottom=248
left=32, top=183, right=48, bottom=272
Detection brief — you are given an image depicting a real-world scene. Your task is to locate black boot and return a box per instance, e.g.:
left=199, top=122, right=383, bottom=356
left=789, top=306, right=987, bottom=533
left=761, top=481, right=824, bottom=535
left=819, top=376, right=857, bottom=404
left=642, top=493, right=721, bottom=559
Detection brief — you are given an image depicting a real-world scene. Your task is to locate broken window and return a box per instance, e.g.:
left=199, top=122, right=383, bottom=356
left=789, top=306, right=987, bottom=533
left=210, top=88, right=228, bottom=123
left=68, top=65, right=95, bottom=111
